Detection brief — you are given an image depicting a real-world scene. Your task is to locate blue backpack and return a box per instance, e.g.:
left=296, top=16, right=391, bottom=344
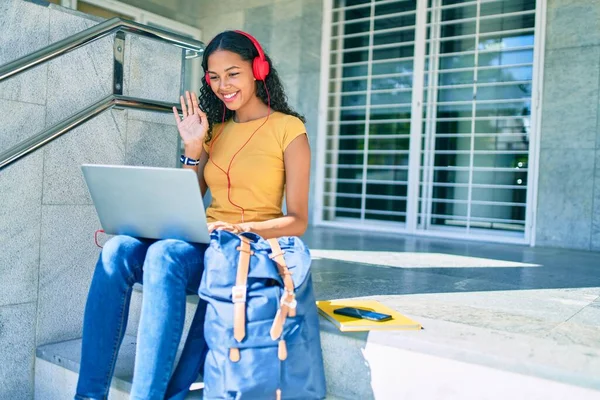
left=199, top=230, right=327, bottom=400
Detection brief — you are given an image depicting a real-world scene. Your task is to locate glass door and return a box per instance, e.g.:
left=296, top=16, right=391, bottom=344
left=318, top=0, right=540, bottom=243
left=419, top=0, right=536, bottom=238
left=324, top=0, right=418, bottom=226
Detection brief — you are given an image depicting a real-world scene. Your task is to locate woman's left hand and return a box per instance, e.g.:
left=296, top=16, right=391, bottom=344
left=208, top=221, right=252, bottom=234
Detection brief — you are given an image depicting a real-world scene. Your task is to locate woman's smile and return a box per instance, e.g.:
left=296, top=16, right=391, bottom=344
left=222, top=91, right=239, bottom=103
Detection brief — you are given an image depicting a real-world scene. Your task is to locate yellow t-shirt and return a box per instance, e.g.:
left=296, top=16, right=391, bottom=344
left=202, top=111, right=307, bottom=224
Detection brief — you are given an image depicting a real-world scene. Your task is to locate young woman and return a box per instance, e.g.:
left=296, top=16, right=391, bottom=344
left=74, top=30, right=311, bottom=400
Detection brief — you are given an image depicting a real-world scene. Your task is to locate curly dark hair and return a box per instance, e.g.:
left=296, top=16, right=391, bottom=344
left=198, top=30, right=305, bottom=143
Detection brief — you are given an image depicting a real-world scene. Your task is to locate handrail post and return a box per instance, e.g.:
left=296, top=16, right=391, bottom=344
left=176, top=48, right=188, bottom=168
left=113, top=31, right=126, bottom=95
left=0, top=16, right=204, bottom=170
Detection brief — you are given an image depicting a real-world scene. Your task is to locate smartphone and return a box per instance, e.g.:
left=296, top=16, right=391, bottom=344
left=333, top=307, right=392, bottom=322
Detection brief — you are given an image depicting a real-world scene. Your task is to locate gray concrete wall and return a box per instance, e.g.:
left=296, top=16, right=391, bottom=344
left=115, top=0, right=203, bottom=32
left=536, top=0, right=600, bottom=251
left=0, top=0, right=183, bottom=397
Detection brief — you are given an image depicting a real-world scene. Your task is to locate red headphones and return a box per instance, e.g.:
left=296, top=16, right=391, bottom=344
left=204, top=30, right=270, bottom=84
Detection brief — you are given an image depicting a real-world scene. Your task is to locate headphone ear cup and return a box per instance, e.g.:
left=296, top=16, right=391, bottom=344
left=253, top=57, right=270, bottom=81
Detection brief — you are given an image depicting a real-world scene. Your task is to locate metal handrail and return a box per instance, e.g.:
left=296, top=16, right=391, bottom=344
left=0, top=16, right=205, bottom=170
left=0, top=95, right=181, bottom=170
left=0, top=17, right=204, bottom=82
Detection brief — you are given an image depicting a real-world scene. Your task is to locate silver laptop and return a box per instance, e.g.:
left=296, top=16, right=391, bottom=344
left=81, top=164, right=210, bottom=243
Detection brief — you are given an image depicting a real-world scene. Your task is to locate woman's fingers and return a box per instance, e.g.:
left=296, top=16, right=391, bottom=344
left=208, top=222, right=223, bottom=231
left=208, top=221, right=240, bottom=233
left=208, top=222, right=225, bottom=232
left=211, top=222, right=229, bottom=230
left=172, top=106, right=181, bottom=125
left=186, top=91, right=194, bottom=115
left=191, top=92, right=201, bottom=115
left=180, top=95, right=188, bottom=118
left=191, top=92, right=205, bottom=125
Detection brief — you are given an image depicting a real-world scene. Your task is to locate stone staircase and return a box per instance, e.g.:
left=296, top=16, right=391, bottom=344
left=34, top=285, right=346, bottom=399
left=34, top=285, right=203, bottom=399
left=34, top=283, right=600, bottom=400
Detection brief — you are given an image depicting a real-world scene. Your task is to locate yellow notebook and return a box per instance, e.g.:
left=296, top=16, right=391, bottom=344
left=317, top=299, right=422, bottom=332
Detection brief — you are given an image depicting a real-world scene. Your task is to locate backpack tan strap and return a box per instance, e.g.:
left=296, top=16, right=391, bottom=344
left=229, top=347, right=241, bottom=362
left=268, top=238, right=297, bottom=340
left=233, top=236, right=253, bottom=342
left=268, top=238, right=296, bottom=297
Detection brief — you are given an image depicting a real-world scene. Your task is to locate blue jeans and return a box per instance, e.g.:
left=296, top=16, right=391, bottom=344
left=74, top=235, right=208, bottom=400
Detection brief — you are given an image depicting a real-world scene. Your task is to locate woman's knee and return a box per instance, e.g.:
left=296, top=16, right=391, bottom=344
left=102, top=235, right=140, bottom=256
left=144, top=239, right=189, bottom=277
left=98, top=235, right=146, bottom=278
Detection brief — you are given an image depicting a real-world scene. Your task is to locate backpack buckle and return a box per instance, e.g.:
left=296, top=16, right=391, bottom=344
left=269, top=250, right=285, bottom=260
left=280, top=291, right=297, bottom=309
left=232, top=285, right=247, bottom=303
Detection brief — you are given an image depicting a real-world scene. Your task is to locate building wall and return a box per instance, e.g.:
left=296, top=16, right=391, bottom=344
left=0, top=0, right=184, bottom=397
left=89, top=0, right=600, bottom=250
left=536, top=0, right=600, bottom=251
left=26, top=0, right=600, bottom=252
left=112, top=0, right=203, bottom=31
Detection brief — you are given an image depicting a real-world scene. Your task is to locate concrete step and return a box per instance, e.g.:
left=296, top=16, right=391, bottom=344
left=35, top=287, right=338, bottom=399
left=36, top=318, right=600, bottom=400
left=35, top=334, right=341, bottom=399
left=35, top=285, right=204, bottom=399
left=37, top=290, right=600, bottom=399
left=35, top=335, right=203, bottom=399
left=319, top=303, right=600, bottom=400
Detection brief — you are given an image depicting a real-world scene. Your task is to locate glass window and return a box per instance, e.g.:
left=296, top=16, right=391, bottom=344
left=325, top=0, right=537, bottom=238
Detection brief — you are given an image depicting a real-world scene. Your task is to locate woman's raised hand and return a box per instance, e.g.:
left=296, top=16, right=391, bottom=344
left=172, top=91, right=208, bottom=155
